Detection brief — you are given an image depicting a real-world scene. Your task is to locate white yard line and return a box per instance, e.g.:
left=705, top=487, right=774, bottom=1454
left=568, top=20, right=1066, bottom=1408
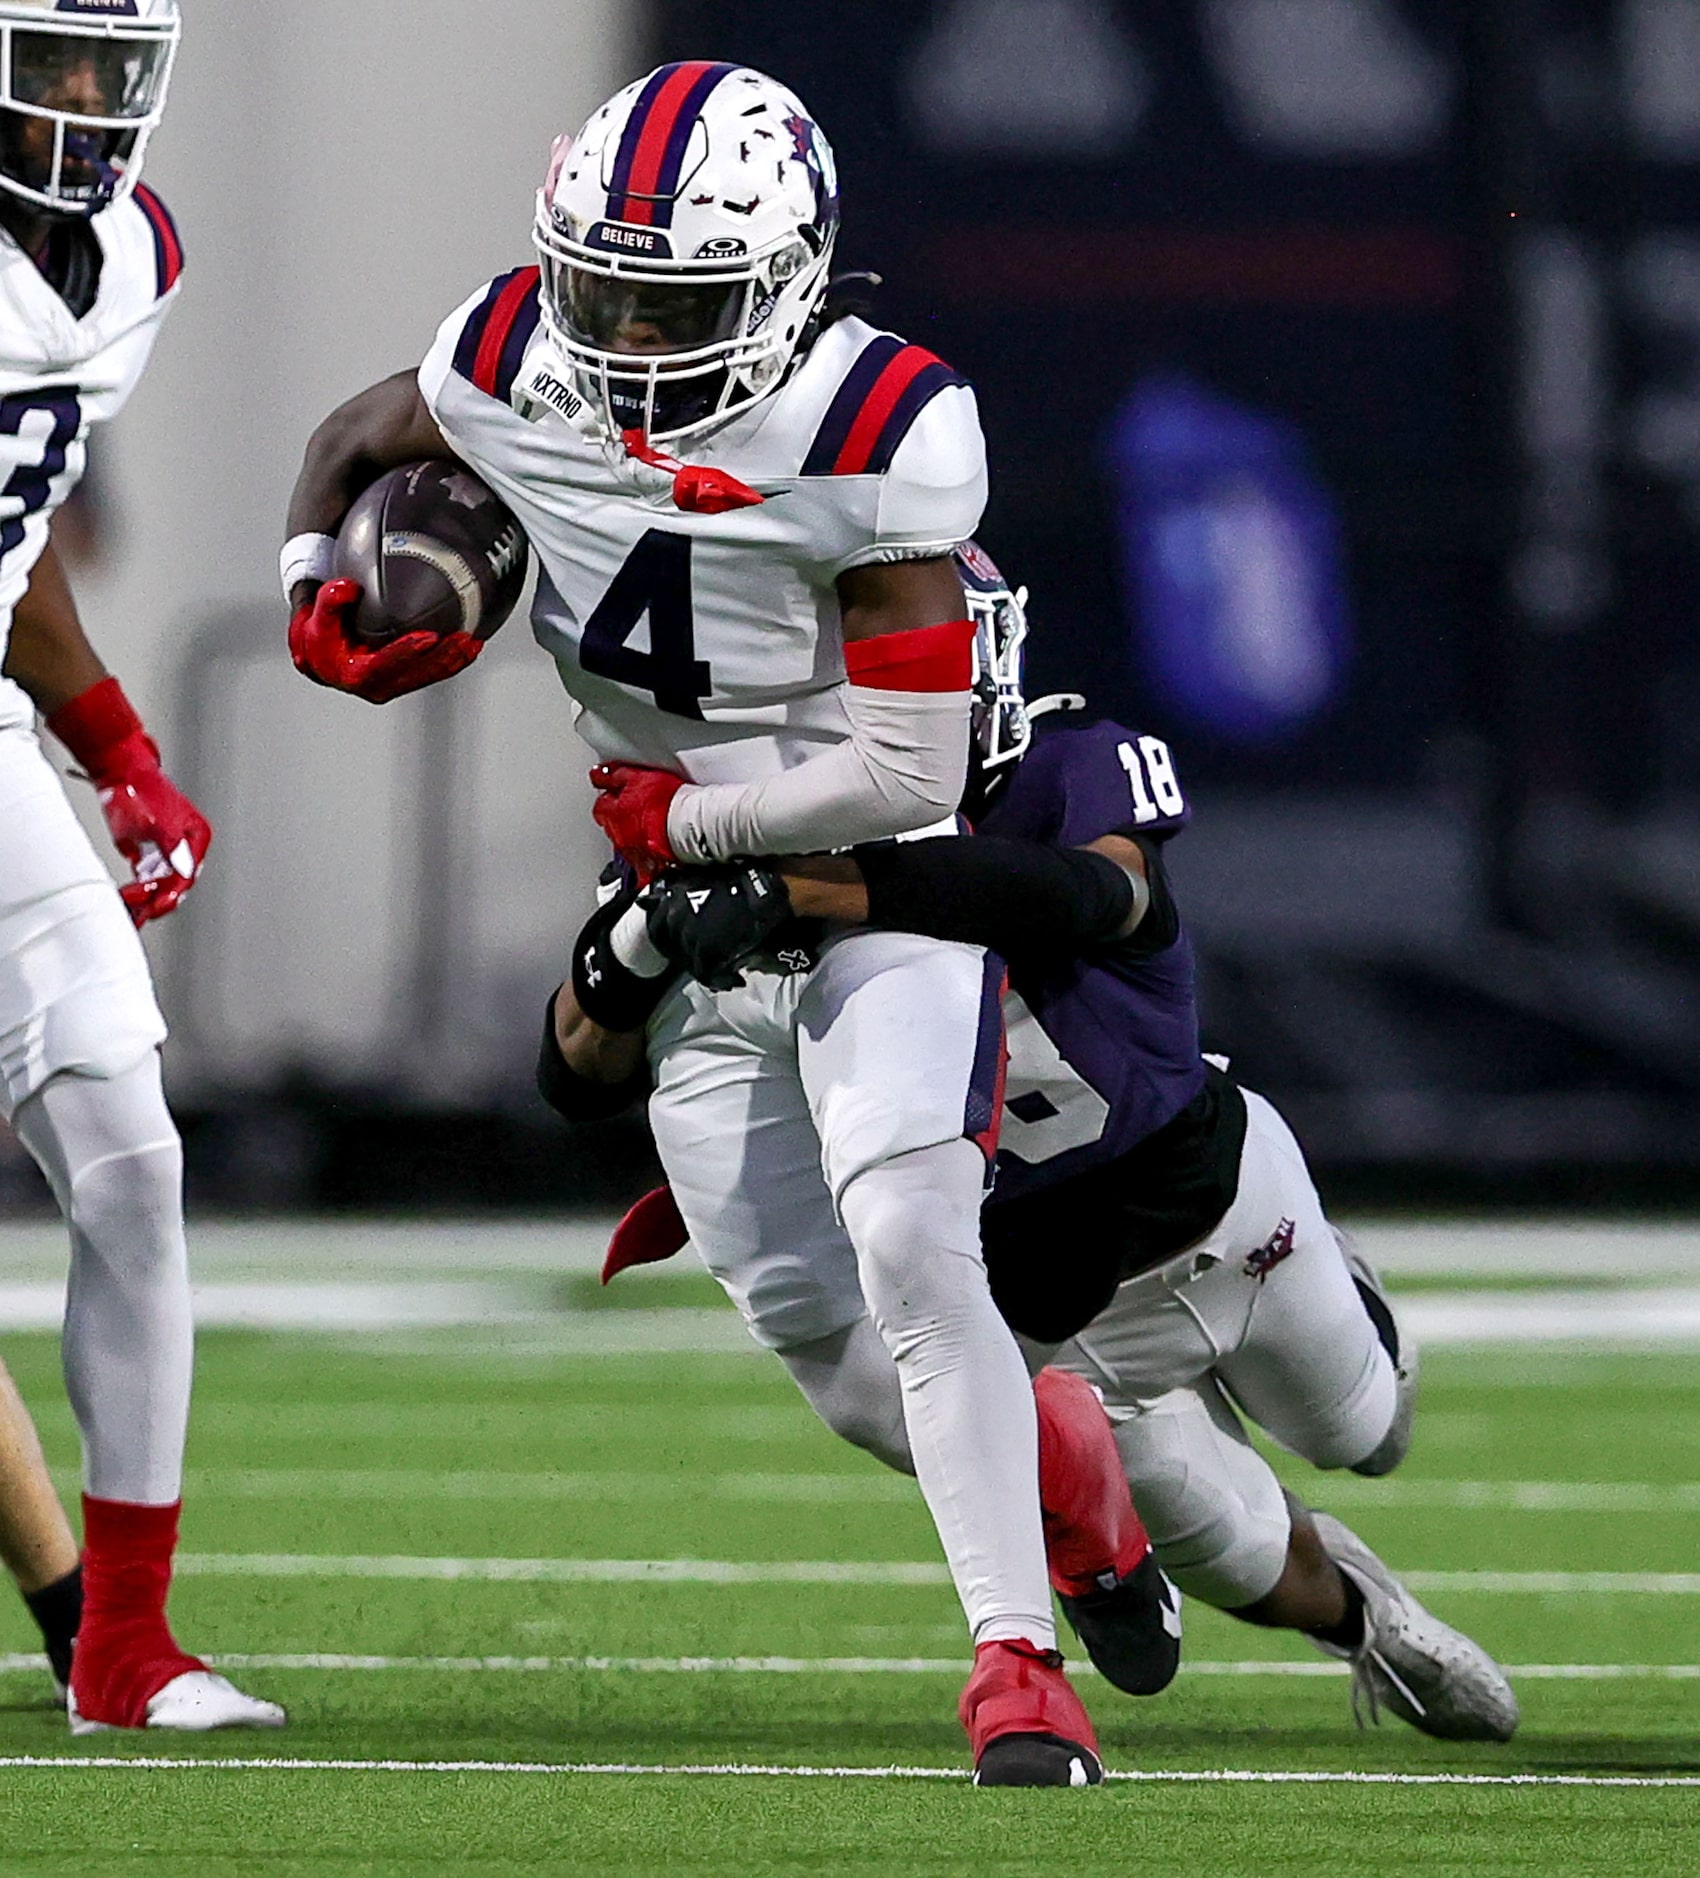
left=0, top=1755, right=1693, bottom=1788
left=1399, top=1289, right=1700, bottom=1344
left=67, top=1470, right=1691, bottom=1512
left=4, top=1653, right=1695, bottom=1681
left=165, top=1555, right=1700, bottom=1593
left=3, top=1283, right=1699, bottom=1342
left=172, top=1555, right=952, bottom=1585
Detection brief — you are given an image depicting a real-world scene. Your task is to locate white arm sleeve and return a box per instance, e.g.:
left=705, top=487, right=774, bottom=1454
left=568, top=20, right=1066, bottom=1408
left=667, top=682, right=970, bottom=862
left=669, top=379, right=985, bottom=861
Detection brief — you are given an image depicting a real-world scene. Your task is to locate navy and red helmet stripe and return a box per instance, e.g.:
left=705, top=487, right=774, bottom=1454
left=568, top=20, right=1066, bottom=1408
left=452, top=266, right=543, bottom=402
left=604, top=61, right=738, bottom=230
left=131, top=183, right=182, bottom=297
left=803, top=334, right=967, bottom=477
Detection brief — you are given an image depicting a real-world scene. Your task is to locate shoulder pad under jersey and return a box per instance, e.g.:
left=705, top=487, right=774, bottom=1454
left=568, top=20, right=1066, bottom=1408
left=126, top=184, right=184, bottom=300
left=801, top=328, right=987, bottom=574
left=443, top=267, right=544, bottom=406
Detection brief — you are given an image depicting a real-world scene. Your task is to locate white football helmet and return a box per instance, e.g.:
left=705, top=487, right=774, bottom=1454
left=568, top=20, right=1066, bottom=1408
left=957, top=541, right=1086, bottom=818
left=959, top=540, right=1034, bottom=815
left=0, top=0, right=178, bottom=217
left=533, top=62, right=840, bottom=445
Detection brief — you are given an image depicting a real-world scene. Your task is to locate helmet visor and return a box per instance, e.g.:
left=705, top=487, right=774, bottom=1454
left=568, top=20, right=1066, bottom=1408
left=556, top=263, right=746, bottom=356
left=8, top=30, right=172, bottom=121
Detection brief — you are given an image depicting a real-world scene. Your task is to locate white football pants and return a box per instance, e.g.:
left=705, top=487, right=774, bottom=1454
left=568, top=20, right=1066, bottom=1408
left=1052, top=1089, right=1398, bottom=1607
left=648, top=929, right=1054, bottom=1650
left=1, top=714, right=190, bottom=1506
left=776, top=1083, right=1400, bottom=1616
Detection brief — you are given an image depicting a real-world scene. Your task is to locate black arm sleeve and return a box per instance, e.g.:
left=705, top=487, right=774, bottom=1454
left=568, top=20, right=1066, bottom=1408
left=854, top=835, right=1138, bottom=961
left=535, top=990, right=650, bottom=1123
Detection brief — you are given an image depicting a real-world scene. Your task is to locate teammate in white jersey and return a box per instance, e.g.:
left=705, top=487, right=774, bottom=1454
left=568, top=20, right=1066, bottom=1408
left=0, top=0, right=280, bottom=1734
left=285, top=63, right=1112, bottom=1784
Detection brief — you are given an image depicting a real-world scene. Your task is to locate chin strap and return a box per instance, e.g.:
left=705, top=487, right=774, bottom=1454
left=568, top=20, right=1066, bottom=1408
left=620, top=429, right=765, bottom=515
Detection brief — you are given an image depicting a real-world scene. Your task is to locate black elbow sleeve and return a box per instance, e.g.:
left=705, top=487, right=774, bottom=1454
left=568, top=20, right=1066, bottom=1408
left=536, top=991, right=649, bottom=1123
left=856, top=836, right=1136, bottom=959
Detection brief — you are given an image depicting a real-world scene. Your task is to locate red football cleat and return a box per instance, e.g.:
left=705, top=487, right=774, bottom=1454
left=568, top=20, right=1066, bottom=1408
left=959, top=1637, right=1103, bottom=1787
left=1034, top=1367, right=1150, bottom=1597
left=1035, top=1368, right=1183, bottom=1697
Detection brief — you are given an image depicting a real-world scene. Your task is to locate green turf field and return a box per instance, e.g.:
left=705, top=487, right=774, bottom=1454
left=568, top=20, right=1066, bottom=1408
left=0, top=1313, right=1696, bottom=1875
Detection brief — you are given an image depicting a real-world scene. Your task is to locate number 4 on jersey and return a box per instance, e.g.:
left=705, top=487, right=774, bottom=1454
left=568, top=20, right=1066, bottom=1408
left=1117, top=736, right=1185, bottom=824
left=578, top=528, right=713, bottom=720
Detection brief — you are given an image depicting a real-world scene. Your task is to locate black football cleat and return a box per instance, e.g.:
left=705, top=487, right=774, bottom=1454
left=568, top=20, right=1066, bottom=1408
left=974, top=1730, right=1103, bottom=1788
left=1058, top=1551, right=1183, bottom=1696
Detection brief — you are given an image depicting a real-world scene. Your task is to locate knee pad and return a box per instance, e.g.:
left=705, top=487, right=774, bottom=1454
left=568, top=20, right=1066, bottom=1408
left=1107, top=1395, right=1293, bottom=1611
left=64, top=1137, right=184, bottom=1268
left=840, top=1140, right=986, bottom=1330
left=15, top=1063, right=184, bottom=1269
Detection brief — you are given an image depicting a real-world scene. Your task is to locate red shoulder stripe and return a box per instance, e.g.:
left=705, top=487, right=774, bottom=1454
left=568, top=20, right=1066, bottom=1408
left=471, top=266, right=541, bottom=397
left=131, top=182, right=182, bottom=295
left=832, top=347, right=939, bottom=476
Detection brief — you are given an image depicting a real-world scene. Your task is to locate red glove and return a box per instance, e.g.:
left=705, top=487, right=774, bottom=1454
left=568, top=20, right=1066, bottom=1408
left=590, top=762, right=685, bottom=882
left=46, top=677, right=212, bottom=929
left=288, top=577, right=483, bottom=705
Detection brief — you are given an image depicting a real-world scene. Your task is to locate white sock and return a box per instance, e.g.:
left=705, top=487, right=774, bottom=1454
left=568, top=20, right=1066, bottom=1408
left=839, top=1138, right=1055, bottom=1651
left=12, top=1059, right=192, bottom=1504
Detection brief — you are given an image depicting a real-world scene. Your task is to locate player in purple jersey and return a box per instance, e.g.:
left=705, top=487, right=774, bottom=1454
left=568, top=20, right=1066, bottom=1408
left=551, top=548, right=1519, bottom=1743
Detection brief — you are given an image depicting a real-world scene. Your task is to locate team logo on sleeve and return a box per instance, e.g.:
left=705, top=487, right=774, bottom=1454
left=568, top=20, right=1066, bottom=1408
left=1243, top=1218, right=1296, bottom=1282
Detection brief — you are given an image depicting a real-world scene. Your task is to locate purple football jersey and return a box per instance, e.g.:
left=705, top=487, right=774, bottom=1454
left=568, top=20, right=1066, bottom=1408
left=980, top=717, right=1205, bottom=1202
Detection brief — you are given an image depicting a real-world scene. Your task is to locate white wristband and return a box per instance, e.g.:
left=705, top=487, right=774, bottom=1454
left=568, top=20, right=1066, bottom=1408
left=610, top=900, right=671, bottom=978
left=280, top=532, right=338, bottom=603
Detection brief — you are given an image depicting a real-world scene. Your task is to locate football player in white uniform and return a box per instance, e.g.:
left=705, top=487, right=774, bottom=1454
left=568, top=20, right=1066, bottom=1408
left=0, top=0, right=281, bottom=1733
left=286, top=63, right=1115, bottom=1784
left=566, top=558, right=1518, bottom=1744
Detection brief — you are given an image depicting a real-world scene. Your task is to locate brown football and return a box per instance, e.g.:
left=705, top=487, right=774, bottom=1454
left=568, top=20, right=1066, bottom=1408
left=332, top=460, right=530, bottom=645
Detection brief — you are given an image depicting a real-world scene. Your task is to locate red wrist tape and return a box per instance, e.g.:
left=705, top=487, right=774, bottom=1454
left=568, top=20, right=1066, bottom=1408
left=45, top=676, right=154, bottom=779
left=844, top=617, right=973, bottom=692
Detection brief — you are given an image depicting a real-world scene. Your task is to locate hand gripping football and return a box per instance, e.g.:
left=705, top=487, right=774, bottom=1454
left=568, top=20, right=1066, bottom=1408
left=332, top=460, right=530, bottom=645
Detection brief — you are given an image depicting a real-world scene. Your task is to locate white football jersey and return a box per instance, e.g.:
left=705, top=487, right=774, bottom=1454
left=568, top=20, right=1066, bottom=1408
left=419, top=272, right=987, bottom=785
left=0, top=185, right=183, bottom=732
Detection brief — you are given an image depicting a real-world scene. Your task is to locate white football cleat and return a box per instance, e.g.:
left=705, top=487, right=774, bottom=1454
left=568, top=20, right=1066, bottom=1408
left=1308, top=1513, right=1518, bottom=1742
left=70, top=1670, right=287, bottom=1735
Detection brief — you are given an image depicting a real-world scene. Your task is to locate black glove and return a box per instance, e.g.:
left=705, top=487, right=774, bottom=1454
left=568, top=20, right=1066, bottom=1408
left=642, top=861, right=813, bottom=991
left=571, top=890, right=678, bottom=1032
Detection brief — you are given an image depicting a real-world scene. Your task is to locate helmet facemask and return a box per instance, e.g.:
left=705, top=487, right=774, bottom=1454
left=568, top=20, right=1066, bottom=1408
left=963, top=575, right=1033, bottom=823
left=535, top=209, right=835, bottom=445
left=0, top=7, right=178, bottom=218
